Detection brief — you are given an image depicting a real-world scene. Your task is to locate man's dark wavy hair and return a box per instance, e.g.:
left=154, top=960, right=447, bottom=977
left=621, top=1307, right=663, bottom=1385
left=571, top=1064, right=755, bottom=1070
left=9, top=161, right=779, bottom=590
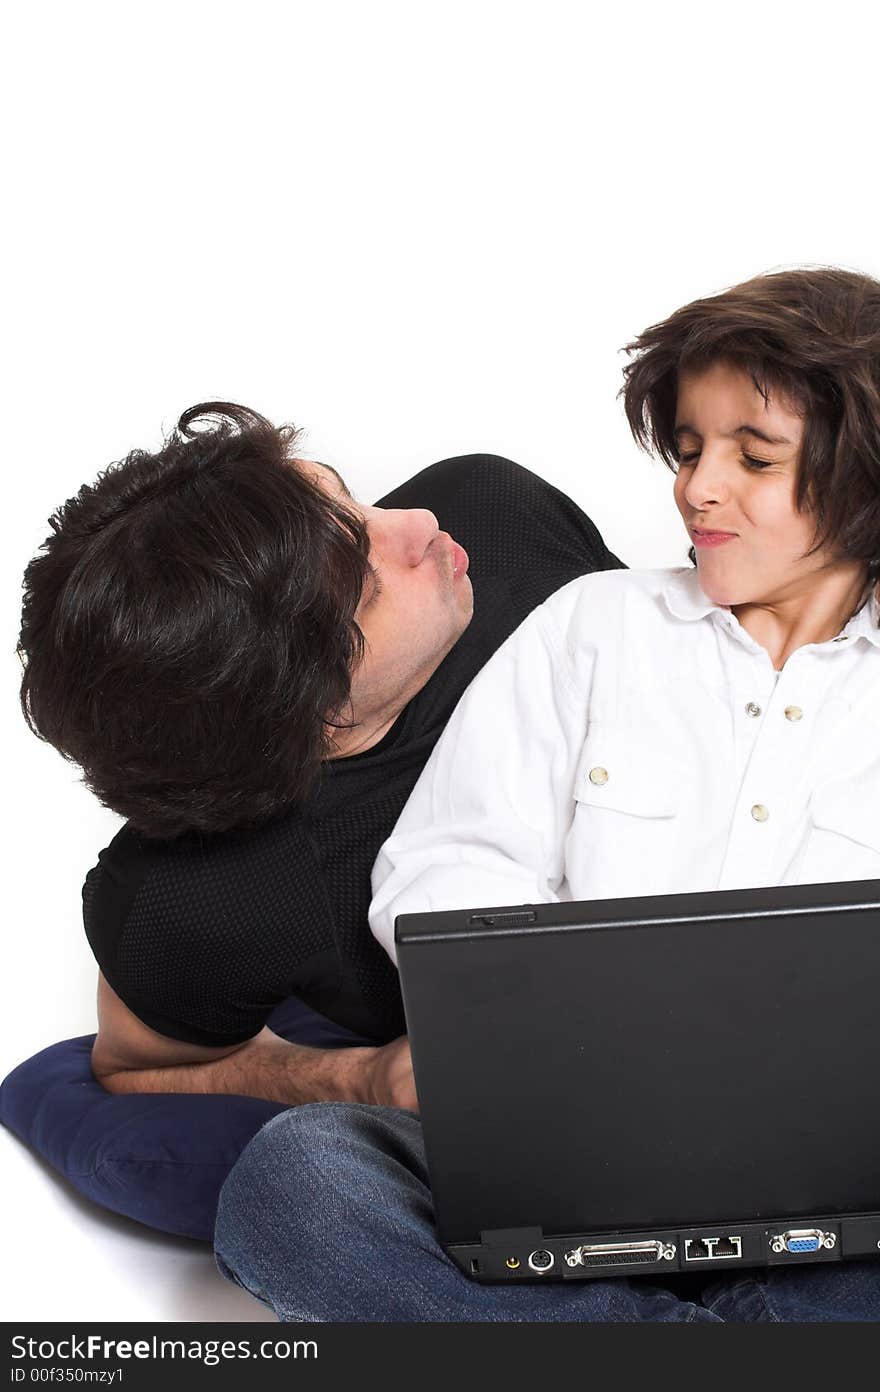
left=18, top=402, right=372, bottom=840
left=620, top=266, right=880, bottom=590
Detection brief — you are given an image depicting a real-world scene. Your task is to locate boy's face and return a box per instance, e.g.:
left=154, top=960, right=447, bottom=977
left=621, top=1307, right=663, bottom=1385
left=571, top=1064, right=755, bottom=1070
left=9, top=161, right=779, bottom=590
left=672, top=359, right=835, bottom=607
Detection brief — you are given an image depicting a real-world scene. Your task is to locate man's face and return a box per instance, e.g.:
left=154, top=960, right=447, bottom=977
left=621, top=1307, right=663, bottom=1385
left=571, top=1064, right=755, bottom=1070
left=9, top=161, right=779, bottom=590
left=672, top=359, right=833, bottom=607
left=301, top=461, right=474, bottom=751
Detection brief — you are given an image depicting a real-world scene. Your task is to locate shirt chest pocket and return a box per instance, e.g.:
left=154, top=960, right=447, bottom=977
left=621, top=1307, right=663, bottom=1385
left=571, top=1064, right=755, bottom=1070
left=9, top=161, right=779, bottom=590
left=564, top=727, right=688, bottom=901
left=795, top=772, right=880, bottom=885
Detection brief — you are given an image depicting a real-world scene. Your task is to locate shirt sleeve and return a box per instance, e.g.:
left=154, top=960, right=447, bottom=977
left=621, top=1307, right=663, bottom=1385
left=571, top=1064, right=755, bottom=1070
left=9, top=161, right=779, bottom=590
left=82, top=817, right=340, bottom=1047
left=368, top=578, right=596, bottom=962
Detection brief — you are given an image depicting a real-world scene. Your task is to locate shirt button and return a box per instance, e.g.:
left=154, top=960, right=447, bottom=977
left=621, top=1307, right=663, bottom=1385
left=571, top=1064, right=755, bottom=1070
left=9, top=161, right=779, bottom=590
left=751, top=804, right=769, bottom=822
left=745, top=702, right=761, bottom=718
left=589, top=766, right=609, bottom=786
left=784, top=705, right=803, bottom=721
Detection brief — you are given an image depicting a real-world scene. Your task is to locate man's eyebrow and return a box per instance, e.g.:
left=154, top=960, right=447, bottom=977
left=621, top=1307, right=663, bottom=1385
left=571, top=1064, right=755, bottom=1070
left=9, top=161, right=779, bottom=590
left=673, top=423, right=792, bottom=446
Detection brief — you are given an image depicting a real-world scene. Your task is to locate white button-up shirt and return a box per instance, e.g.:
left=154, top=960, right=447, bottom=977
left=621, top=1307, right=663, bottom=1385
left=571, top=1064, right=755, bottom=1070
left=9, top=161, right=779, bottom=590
left=369, top=566, right=880, bottom=962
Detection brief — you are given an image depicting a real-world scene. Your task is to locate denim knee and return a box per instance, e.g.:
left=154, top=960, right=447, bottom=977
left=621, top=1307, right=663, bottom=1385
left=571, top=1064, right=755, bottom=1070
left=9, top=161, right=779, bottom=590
left=214, top=1102, right=421, bottom=1245
left=225, top=1101, right=418, bottom=1182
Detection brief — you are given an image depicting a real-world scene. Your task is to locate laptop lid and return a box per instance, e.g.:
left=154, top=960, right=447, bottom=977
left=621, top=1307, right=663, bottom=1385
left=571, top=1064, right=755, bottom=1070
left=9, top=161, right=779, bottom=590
left=395, top=878, right=880, bottom=1249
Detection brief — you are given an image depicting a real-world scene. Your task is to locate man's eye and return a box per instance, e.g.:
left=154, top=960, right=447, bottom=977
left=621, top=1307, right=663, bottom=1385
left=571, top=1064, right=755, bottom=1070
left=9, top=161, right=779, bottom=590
left=366, top=567, right=383, bottom=606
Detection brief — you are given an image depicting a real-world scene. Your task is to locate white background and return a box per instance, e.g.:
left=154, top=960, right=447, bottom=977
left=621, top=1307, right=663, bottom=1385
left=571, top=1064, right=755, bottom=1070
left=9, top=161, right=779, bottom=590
left=2, top=0, right=878, bottom=1323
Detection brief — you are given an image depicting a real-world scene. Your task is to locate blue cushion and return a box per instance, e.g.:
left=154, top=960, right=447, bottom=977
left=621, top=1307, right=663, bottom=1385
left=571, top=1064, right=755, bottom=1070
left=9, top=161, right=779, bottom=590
left=0, top=999, right=373, bottom=1242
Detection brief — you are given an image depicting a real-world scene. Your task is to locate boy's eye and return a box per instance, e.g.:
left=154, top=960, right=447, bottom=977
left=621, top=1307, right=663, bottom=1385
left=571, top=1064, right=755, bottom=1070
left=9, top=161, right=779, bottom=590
left=677, top=452, right=774, bottom=471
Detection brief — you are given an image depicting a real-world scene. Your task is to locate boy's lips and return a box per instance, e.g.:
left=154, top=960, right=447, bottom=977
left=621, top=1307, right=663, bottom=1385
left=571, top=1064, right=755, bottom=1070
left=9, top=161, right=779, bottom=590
left=690, top=526, right=738, bottom=546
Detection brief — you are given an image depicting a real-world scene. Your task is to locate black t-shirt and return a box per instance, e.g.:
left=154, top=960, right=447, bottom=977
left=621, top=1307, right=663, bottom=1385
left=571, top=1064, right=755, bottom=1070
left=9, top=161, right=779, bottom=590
left=83, top=455, right=625, bottom=1046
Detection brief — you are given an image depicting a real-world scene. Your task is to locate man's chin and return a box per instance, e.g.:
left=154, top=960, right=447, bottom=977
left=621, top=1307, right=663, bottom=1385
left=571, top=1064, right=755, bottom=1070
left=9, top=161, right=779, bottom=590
left=456, top=578, right=475, bottom=629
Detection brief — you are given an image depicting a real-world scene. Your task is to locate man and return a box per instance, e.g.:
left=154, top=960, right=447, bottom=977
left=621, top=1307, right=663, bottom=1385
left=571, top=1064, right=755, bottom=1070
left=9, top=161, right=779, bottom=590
left=8, top=401, right=620, bottom=1241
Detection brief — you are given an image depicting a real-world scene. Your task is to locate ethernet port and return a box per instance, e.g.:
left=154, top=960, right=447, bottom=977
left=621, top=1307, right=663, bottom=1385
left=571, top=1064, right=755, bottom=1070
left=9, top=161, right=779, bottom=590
left=713, top=1237, right=742, bottom=1259
left=684, top=1239, right=710, bottom=1261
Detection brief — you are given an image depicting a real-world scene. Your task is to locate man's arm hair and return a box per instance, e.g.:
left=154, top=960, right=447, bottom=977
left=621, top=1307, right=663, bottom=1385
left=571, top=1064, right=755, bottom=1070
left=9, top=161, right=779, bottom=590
left=91, top=972, right=416, bottom=1110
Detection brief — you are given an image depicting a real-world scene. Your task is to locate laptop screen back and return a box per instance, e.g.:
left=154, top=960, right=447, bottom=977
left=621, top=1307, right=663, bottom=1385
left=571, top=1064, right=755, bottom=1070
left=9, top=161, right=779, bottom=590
left=396, top=880, right=880, bottom=1246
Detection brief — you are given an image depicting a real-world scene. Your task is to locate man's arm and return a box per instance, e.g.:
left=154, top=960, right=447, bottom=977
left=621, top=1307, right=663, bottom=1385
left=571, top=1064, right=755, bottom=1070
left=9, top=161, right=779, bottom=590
left=91, top=972, right=417, bottom=1109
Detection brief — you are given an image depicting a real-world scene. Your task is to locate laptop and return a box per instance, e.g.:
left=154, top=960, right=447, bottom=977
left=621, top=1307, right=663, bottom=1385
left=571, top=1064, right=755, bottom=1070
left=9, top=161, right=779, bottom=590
left=395, top=877, right=880, bottom=1282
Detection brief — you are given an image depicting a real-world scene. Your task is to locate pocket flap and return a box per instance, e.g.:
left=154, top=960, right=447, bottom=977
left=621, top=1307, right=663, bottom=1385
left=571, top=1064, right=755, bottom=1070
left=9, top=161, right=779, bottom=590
left=809, top=775, right=880, bottom=854
left=573, top=728, right=683, bottom=818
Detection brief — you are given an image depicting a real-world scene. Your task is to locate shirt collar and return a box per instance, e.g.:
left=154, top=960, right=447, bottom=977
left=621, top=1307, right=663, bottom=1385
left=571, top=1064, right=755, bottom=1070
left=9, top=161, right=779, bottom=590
left=842, top=584, right=880, bottom=648
left=660, top=567, right=726, bottom=623
left=660, top=566, right=880, bottom=651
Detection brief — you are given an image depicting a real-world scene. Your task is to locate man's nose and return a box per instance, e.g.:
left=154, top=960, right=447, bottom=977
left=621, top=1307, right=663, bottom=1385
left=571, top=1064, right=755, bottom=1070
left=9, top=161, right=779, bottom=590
left=366, top=504, right=441, bottom=565
left=396, top=508, right=440, bottom=566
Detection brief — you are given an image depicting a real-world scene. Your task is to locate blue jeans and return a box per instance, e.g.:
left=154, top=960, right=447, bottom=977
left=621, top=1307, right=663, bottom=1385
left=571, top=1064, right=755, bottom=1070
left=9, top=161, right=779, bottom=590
left=213, top=1104, right=880, bottom=1322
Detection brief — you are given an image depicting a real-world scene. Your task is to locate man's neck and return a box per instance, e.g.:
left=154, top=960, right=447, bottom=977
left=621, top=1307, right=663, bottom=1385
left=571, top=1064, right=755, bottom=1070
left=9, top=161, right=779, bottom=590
left=327, top=710, right=404, bottom=760
left=328, top=616, right=471, bottom=760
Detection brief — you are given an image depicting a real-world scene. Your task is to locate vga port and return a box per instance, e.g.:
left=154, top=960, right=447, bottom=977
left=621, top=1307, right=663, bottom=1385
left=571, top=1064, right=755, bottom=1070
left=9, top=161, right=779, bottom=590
left=769, top=1228, right=836, bottom=1255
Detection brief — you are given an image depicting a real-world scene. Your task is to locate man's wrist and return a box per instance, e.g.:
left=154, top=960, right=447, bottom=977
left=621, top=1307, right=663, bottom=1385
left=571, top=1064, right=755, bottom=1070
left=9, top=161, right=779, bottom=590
left=308, top=1043, right=378, bottom=1105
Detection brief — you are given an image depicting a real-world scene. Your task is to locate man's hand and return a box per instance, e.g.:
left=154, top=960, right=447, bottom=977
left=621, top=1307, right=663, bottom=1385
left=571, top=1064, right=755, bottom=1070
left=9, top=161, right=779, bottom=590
left=360, top=1035, right=417, bottom=1111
